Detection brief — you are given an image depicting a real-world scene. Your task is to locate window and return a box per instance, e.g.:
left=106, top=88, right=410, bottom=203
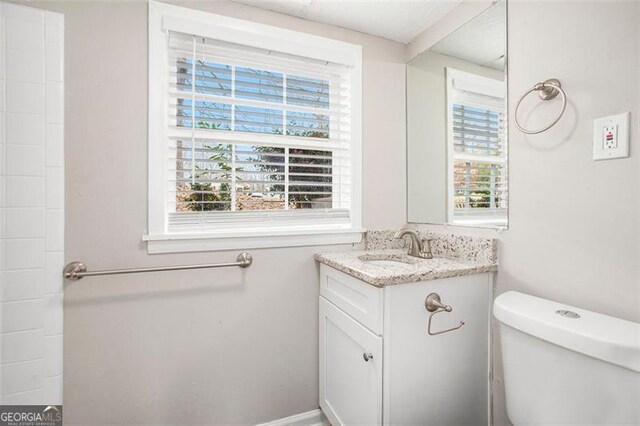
left=146, top=2, right=362, bottom=252
left=446, top=68, right=507, bottom=227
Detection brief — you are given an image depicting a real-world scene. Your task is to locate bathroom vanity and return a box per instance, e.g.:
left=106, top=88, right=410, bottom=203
left=316, top=231, right=497, bottom=426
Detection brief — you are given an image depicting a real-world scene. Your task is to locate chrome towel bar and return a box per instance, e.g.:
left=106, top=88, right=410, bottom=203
left=63, top=252, right=252, bottom=281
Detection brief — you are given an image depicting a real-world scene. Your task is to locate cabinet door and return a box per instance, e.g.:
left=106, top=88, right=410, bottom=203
left=319, top=296, right=382, bottom=426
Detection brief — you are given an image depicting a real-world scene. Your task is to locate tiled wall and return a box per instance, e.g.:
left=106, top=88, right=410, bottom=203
left=0, top=2, right=64, bottom=405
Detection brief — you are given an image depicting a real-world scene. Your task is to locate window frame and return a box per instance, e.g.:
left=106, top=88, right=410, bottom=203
left=146, top=1, right=363, bottom=253
left=445, top=67, right=507, bottom=228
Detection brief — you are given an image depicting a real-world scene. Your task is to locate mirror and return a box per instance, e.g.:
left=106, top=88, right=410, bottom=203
left=407, top=1, right=507, bottom=229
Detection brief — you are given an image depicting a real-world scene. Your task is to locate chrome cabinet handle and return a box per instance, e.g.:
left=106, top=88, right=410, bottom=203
left=363, top=352, right=374, bottom=362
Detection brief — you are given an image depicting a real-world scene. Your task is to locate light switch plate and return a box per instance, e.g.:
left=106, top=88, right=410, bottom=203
left=593, top=112, right=630, bottom=160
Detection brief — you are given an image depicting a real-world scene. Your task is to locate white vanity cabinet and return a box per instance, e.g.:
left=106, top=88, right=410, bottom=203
left=319, top=264, right=492, bottom=426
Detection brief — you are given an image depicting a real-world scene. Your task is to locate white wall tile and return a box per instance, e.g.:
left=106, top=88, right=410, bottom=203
left=0, top=388, right=43, bottom=405
left=2, top=329, right=44, bottom=363
left=45, top=168, right=63, bottom=209
left=42, top=375, right=62, bottom=405
left=6, top=176, right=45, bottom=207
left=45, top=28, right=63, bottom=83
left=43, top=293, right=63, bottom=336
left=6, top=81, right=45, bottom=114
left=43, top=335, right=62, bottom=377
left=0, top=37, right=5, bottom=79
left=5, top=208, right=45, bottom=239
left=0, top=311, right=3, bottom=349
left=1, top=269, right=45, bottom=302
left=2, top=2, right=64, bottom=404
left=1, top=359, right=43, bottom=395
left=0, top=114, right=5, bottom=144
left=0, top=240, right=5, bottom=271
left=0, top=177, right=4, bottom=208
left=45, top=125, right=63, bottom=167
left=6, top=113, right=45, bottom=145
left=45, top=252, right=63, bottom=295
left=6, top=145, right=45, bottom=176
left=0, top=83, right=4, bottom=112
left=4, top=3, right=45, bottom=24
left=6, top=19, right=44, bottom=54
left=4, top=239, right=45, bottom=270
left=45, top=210, right=63, bottom=252
left=0, top=4, right=4, bottom=47
left=1, top=300, right=44, bottom=332
left=45, top=11, right=64, bottom=29
left=45, top=82, right=63, bottom=124
left=5, top=50, right=44, bottom=83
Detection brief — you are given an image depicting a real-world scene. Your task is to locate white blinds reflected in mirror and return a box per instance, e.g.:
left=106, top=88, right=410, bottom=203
left=447, top=68, right=507, bottom=227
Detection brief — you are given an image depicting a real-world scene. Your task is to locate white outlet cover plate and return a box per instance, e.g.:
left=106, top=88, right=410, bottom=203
left=593, top=112, right=630, bottom=160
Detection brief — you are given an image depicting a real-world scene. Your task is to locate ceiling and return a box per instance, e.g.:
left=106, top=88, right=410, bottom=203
left=229, top=0, right=462, bottom=44
left=430, top=1, right=505, bottom=69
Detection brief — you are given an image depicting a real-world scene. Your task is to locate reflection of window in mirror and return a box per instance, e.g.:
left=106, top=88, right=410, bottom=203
left=406, top=0, right=506, bottom=229
left=446, top=69, right=507, bottom=227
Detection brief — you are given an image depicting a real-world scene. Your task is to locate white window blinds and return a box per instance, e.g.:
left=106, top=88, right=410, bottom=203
left=447, top=69, right=507, bottom=226
left=165, top=31, right=354, bottom=233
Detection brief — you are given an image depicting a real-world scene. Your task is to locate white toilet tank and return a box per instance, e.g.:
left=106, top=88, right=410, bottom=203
left=494, top=291, right=640, bottom=426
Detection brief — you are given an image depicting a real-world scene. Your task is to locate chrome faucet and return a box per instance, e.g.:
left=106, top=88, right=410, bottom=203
left=394, top=228, right=433, bottom=259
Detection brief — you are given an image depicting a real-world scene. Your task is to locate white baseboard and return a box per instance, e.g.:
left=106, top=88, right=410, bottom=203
left=256, top=409, right=329, bottom=426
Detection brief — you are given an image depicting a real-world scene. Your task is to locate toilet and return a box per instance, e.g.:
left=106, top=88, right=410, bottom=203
left=494, top=291, right=640, bottom=425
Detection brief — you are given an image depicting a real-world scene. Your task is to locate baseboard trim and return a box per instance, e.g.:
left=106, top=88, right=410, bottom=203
left=256, top=409, right=328, bottom=426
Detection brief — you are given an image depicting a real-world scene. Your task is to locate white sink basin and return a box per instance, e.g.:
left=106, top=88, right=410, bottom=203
left=357, top=254, right=418, bottom=267
left=365, top=259, right=410, bottom=267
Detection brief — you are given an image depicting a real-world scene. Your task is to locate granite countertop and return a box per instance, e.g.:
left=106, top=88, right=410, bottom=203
left=315, top=249, right=498, bottom=287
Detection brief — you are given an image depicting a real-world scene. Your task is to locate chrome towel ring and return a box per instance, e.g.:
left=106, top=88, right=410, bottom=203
left=514, top=78, right=567, bottom=134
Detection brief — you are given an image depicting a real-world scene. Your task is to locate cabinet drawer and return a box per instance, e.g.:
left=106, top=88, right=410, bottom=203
left=320, top=264, right=383, bottom=335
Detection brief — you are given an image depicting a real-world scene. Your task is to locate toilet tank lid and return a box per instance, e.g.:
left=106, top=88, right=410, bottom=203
left=494, top=291, right=640, bottom=372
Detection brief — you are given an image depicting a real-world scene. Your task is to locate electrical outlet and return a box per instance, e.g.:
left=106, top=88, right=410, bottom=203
left=593, top=112, right=629, bottom=160
left=602, top=125, right=617, bottom=149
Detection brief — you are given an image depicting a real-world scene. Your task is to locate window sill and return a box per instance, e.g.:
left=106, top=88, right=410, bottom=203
left=142, top=227, right=365, bottom=254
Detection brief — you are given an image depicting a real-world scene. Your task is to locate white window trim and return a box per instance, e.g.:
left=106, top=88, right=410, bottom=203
left=146, top=1, right=363, bottom=253
left=445, top=68, right=506, bottom=227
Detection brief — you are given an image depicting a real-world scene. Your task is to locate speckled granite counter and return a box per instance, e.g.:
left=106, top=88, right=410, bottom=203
left=315, top=249, right=497, bottom=287
left=315, top=230, right=498, bottom=287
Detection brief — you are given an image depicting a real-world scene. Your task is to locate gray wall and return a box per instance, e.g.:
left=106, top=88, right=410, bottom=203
left=16, top=1, right=406, bottom=424
left=409, top=2, right=640, bottom=425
